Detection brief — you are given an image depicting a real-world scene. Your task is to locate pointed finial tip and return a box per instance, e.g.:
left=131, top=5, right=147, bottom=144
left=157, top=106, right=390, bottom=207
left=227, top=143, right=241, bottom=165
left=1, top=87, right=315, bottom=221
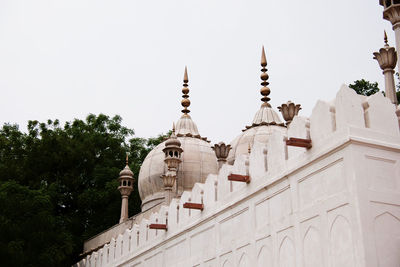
left=183, top=66, right=188, bottom=83
left=126, top=153, right=129, bottom=165
left=172, top=122, right=176, bottom=132
left=384, top=30, right=388, bottom=45
left=261, top=46, right=267, bottom=66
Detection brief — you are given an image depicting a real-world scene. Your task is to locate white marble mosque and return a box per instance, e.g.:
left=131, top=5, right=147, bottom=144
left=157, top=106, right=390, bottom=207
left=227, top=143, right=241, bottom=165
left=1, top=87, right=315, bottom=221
left=74, top=2, right=400, bottom=266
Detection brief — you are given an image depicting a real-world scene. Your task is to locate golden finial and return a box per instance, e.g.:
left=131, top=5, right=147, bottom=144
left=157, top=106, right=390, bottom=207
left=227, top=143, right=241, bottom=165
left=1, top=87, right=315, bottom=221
left=384, top=30, right=389, bottom=46
left=126, top=153, right=129, bottom=165
left=172, top=122, right=176, bottom=133
left=260, top=46, right=271, bottom=107
left=181, top=66, right=190, bottom=114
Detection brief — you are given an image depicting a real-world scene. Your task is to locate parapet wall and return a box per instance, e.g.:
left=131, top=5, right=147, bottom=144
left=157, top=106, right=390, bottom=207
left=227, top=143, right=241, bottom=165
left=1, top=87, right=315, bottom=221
left=74, top=85, right=400, bottom=267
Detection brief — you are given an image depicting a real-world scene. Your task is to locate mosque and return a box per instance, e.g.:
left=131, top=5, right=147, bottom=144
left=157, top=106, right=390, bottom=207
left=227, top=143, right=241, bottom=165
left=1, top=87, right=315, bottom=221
left=75, top=2, right=400, bottom=267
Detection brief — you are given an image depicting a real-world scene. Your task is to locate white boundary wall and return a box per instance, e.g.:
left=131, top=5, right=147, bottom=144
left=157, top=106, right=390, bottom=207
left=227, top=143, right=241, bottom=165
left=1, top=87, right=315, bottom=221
left=75, top=86, right=400, bottom=267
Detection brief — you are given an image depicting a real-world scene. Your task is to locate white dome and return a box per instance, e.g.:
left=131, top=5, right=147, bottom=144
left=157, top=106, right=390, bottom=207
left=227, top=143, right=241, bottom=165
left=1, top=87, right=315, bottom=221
left=138, top=115, right=218, bottom=211
left=227, top=104, right=287, bottom=164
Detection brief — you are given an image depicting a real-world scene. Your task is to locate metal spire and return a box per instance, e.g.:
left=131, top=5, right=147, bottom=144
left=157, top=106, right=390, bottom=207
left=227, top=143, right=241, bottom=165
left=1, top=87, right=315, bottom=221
left=181, top=66, right=191, bottom=114
left=260, top=46, right=271, bottom=107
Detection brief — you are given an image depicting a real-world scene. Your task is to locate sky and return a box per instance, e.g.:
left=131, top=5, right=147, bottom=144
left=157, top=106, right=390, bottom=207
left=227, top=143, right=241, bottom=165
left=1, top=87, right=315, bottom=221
left=0, top=0, right=393, bottom=143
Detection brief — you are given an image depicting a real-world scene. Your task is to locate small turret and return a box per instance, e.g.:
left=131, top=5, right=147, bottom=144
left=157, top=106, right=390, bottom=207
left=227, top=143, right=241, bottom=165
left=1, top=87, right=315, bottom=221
left=162, top=123, right=183, bottom=204
left=118, top=154, right=134, bottom=223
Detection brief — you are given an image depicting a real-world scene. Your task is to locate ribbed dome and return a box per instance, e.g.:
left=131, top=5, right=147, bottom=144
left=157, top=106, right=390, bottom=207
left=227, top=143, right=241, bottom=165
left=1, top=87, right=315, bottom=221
left=175, top=114, right=200, bottom=137
left=119, top=165, right=134, bottom=178
left=138, top=115, right=218, bottom=212
left=227, top=104, right=286, bottom=164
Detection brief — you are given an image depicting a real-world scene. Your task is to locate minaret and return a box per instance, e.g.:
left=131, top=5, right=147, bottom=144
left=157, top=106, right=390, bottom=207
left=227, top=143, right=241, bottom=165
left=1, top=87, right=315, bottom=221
left=118, top=155, right=134, bottom=223
left=379, top=0, right=400, bottom=73
left=162, top=123, right=183, bottom=205
left=373, top=31, right=398, bottom=104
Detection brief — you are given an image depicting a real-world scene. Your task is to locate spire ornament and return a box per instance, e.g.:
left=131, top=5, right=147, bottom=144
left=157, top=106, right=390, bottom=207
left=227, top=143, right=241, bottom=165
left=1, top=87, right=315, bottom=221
left=373, top=31, right=398, bottom=105
left=181, top=66, right=191, bottom=115
left=260, top=46, right=271, bottom=107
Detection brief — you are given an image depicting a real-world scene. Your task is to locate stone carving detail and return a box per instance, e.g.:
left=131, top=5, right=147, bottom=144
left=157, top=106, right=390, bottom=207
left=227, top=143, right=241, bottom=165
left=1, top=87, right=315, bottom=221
left=373, top=31, right=398, bottom=104
left=212, top=142, right=232, bottom=169
left=278, top=101, right=302, bottom=126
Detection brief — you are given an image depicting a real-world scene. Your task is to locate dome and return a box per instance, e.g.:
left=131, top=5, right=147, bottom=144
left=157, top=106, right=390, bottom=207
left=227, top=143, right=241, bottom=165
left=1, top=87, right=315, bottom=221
left=227, top=104, right=286, bottom=164
left=138, top=115, right=218, bottom=211
left=119, top=165, right=134, bottom=178
left=227, top=124, right=287, bottom=164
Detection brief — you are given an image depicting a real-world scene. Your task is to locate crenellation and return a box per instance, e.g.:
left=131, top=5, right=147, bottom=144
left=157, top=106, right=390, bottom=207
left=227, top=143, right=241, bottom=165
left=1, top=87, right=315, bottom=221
left=189, top=183, right=205, bottom=218
left=167, top=198, right=179, bottom=232
left=287, top=116, right=310, bottom=159
left=216, top=163, right=234, bottom=202
left=310, top=100, right=335, bottom=149
left=231, top=154, right=250, bottom=193
left=248, top=141, right=268, bottom=182
left=203, top=174, right=218, bottom=206
left=266, top=130, right=287, bottom=176
left=138, top=219, right=148, bottom=247
left=122, top=229, right=130, bottom=256
left=178, top=191, right=192, bottom=227
left=366, top=92, right=399, bottom=136
left=335, top=85, right=365, bottom=130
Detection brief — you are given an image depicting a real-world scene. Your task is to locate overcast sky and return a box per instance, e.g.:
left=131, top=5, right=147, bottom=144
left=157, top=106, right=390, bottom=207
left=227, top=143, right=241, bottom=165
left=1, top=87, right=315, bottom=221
left=0, top=0, right=393, bottom=143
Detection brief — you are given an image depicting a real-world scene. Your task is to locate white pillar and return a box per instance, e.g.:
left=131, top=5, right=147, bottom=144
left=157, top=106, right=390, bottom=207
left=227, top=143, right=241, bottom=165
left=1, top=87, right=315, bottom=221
left=119, top=196, right=129, bottom=223
left=393, top=24, right=400, bottom=74
left=384, top=68, right=398, bottom=104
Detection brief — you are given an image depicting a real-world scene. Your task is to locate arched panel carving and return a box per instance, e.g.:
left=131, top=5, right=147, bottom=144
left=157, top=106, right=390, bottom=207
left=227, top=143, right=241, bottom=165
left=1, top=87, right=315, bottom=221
left=330, top=215, right=355, bottom=267
left=238, top=253, right=249, bottom=267
left=374, top=212, right=400, bottom=266
left=257, top=245, right=273, bottom=267
left=222, top=259, right=231, bottom=267
left=303, top=226, right=323, bottom=267
left=279, top=236, right=295, bottom=267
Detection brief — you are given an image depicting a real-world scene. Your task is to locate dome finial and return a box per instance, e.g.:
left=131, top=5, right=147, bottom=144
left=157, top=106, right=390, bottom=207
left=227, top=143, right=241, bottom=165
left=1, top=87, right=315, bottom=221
left=260, top=46, right=271, bottom=107
left=181, top=66, right=191, bottom=115
left=126, top=153, right=129, bottom=166
left=384, top=30, right=389, bottom=46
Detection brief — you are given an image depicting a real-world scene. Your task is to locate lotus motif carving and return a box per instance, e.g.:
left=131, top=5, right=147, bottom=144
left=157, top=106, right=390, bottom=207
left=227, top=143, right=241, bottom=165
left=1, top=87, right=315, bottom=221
left=278, top=101, right=301, bottom=126
left=212, top=142, right=232, bottom=161
left=373, top=46, right=397, bottom=71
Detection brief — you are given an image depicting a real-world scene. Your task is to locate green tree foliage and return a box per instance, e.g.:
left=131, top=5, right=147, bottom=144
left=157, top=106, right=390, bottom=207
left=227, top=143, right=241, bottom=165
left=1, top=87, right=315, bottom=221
left=350, top=77, right=400, bottom=103
left=348, top=79, right=380, bottom=96
left=0, top=114, right=168, bottom=266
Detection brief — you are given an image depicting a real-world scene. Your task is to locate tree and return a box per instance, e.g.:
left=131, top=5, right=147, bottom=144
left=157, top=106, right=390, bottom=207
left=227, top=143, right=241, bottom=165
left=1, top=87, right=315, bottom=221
left=348, top=79, right=380, bottom=96
left=0, top=114, right=168, bottom=266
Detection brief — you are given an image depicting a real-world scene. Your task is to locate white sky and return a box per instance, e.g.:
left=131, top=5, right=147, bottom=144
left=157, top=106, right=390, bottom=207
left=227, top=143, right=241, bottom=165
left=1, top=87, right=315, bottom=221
left=0, top=0, right=393, bottom=143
